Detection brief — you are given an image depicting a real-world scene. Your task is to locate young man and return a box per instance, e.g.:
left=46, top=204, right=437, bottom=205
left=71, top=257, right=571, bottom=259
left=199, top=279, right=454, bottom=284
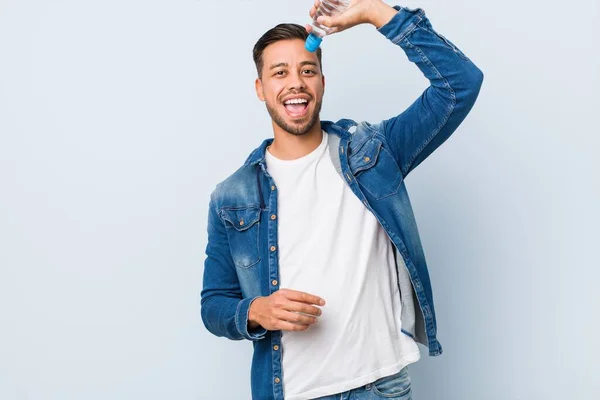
left=200, top=1, right=483, bottom=399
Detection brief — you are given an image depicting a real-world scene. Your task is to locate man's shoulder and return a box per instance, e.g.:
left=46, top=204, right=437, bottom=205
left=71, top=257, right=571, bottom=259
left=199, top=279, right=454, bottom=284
left=209, top=138, right=268, bottom=206
left=210, top=162, right=258, bottom=205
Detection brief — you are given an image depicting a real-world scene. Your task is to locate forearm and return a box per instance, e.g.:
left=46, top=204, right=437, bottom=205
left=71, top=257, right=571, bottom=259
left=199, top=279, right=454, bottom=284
left=376, top=5, right=484, bottom=176
left=200, top=294, right=267, bottom=341
left=379, top=6, right=482, bottom=97
left=368, top=0, right=398, bottom=29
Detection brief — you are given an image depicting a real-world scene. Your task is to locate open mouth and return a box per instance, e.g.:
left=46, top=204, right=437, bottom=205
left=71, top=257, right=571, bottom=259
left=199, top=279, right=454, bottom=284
left=283, top=97, right=310, bottom=119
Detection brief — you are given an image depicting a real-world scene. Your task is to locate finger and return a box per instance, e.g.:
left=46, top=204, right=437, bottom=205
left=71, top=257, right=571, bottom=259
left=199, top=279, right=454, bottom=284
left=278, top=310, right=318, bottom=325
left=277, top=320, right=311, bottom=332
left=316, top=15, right=340, bottom=29
left=309, top=0, right=320, bottom=19
left=305, top=24, right=313, bottom=34
left=316, top=4, right=359, bottom=32
left=317, top=15, right=346, bottom=34
left=283, top=289, right=325, bottom=306
left=287, top=302, right=322, bottom=317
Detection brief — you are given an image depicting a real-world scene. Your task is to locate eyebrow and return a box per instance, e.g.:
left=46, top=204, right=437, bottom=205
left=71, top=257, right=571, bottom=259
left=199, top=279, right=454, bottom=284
left=269, top=61, right=319, bottom=70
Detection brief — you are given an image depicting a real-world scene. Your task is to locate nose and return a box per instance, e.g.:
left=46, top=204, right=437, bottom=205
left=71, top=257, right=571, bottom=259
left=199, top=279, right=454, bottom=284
left=287, top=70, right=306, bottom=92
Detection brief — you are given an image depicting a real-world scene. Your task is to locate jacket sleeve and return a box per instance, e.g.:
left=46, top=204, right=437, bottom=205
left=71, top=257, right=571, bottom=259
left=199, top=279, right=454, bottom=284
left=200, top=195, right=267, bottom=341
left=374, top=6, right=484, bottom=178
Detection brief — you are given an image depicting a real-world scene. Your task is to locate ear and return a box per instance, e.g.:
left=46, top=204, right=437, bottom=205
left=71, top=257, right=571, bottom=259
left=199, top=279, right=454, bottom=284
left=255, top=78, right=265, bottom=101
left=322, top=74, right=325, bottom=91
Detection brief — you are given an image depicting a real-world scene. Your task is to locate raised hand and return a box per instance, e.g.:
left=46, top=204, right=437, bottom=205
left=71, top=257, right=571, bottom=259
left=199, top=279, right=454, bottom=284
left=305, top=0, right=396, bottom=35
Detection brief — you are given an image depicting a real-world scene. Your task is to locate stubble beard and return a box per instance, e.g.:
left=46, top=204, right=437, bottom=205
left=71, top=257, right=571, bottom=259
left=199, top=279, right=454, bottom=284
left=265, top=97, right=323, bottom=136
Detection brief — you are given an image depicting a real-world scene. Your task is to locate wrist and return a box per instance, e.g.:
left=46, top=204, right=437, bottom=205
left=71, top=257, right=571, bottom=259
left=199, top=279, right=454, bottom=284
left=368, top=1, right=398, bottom=29
left=248, top=297, right=262, bottom=329
left=248, top=320, right=261, bottom=330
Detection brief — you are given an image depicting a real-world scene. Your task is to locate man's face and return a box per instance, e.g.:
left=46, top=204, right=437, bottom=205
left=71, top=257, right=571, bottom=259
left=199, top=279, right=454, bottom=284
left=255, top=39, right=325, bottom=136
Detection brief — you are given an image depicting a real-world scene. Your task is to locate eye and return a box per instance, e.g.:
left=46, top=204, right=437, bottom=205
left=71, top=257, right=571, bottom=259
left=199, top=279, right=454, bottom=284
left=303, top=69, right=316, bottom=75
left=274, top=70, right=286, bottom=76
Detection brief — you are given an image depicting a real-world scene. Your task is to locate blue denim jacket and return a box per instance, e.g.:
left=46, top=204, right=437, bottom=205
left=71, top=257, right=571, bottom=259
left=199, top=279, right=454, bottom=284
left=201, top=6, right=483, bottom=399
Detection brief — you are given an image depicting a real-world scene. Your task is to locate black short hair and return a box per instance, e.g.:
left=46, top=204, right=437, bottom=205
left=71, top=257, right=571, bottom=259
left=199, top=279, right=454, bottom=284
left=253, top=23, right=323, bottom=79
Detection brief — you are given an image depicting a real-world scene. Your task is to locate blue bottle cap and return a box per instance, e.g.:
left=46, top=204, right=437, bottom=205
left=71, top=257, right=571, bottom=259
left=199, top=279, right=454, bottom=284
left=305, top=33, right=323, bottom=52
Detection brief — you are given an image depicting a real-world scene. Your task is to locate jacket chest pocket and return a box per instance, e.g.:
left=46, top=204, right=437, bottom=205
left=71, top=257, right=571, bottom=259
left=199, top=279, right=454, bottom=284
left=348, top=136, right=402, bottom=200
left=219, top=207, right=261, bottom=269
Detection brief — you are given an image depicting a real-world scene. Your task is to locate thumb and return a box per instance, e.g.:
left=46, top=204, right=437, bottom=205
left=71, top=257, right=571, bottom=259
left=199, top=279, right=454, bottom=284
left=316, top=5, right=364, bottom=33
left=317, top=14, right=345, bottom=29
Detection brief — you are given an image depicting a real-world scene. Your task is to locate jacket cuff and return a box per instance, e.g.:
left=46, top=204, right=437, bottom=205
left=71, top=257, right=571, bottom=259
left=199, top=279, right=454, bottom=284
left=235, top=296, right=267, bottom=341
left=377, top=5, right=426, bottom=44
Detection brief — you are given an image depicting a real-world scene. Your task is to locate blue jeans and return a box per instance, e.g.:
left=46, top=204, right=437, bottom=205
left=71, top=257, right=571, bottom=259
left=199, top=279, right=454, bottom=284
left=312, top=367, right=412, bottom=400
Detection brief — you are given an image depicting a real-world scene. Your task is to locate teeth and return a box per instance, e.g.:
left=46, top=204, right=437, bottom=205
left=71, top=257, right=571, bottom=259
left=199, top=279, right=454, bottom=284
left=284, top=98, right=308, bottom=105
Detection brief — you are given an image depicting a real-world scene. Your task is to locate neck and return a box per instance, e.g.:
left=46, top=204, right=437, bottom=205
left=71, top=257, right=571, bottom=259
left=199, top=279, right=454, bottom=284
left=267, top=120, right=323, bottom=160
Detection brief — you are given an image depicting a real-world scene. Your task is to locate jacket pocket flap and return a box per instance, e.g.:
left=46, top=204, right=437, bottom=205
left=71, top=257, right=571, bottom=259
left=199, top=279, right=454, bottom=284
left=349, top=137, right=382, bottom=174
left=219, top=207, right=261, bottom=232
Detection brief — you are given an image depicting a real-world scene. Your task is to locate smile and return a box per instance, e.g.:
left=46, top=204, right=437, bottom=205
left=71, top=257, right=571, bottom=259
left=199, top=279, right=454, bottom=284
left=283, top=97, right=310, bottom=119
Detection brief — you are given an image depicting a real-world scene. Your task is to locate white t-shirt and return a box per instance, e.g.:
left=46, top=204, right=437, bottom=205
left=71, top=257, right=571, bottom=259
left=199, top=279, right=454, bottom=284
left=265, top=130, right=420, bottom=400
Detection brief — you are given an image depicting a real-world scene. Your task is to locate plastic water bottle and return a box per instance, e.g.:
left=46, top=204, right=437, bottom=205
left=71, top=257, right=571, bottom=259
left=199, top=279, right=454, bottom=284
left=305, top=0, right=351, bottom=52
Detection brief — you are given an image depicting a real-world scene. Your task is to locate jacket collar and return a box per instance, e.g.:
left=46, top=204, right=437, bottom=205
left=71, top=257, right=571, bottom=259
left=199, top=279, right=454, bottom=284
left=243, top=119, right=352, bottom=167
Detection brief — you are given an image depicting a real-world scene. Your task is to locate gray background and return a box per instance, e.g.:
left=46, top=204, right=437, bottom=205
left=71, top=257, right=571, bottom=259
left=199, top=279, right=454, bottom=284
left=1, top=0, right=598, bottom=399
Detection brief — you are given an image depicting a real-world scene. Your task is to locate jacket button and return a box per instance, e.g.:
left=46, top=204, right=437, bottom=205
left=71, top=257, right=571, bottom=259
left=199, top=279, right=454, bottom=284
left=272, top=279, right=278, bottom=286
left=274, top=377, right=281, bottom=384
left=270, top=246, right=277, bottom=252
left=271, top=185, right=276, bottom=191
left=273, top=345, right=279, bottom=351
left=239, top=219, right=244, bottom=226
left=270, top=214, right=277, bottom=220
left=364, top=156, right=370, bottom=162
